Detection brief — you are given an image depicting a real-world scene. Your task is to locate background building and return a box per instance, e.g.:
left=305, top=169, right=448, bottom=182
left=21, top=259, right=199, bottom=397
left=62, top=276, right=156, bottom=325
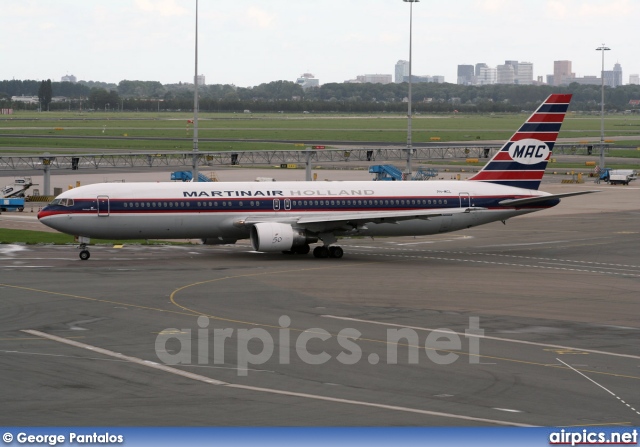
left=612, top=63, right=623, bottom=87
left=496, top=64, right=515, bottom=84
left=476, top=66, right=497, bottom=85
left=61, top=74, right=77, bottom=83
left=572, top=76, right=601, bottom=86
left=404, top=75, right=444, bottom=83
left=296, top=73, right=319, bottom=89
left=630, top=74, right=640, bottom=85
left=394, top=60, right=409, bottom=83
left=553, top=60, right=574, bottom=86
left=603, top=63, right=623, bottom=88
left=195, top=74, right=205, bottom=86
left=475, top=63, right=488, bottom=77
left=457, top=65, right=474, bottom=85
left=355, top=74, right=392, bottom=84
left=515, top=62, right=533, bottom=85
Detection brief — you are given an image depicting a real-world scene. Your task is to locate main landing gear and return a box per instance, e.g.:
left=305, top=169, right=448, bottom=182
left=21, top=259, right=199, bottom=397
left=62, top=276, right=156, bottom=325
left=283, top=244, right=344, bottom=258
left=313, top=245, right=344, bottom=259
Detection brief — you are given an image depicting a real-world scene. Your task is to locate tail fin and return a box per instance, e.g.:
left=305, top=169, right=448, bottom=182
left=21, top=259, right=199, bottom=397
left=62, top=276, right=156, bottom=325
left=468, top=93, right=572, bottom=190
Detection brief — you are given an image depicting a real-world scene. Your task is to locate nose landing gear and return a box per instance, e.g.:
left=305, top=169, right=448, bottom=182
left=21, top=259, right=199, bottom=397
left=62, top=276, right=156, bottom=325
left=79, top=249, right=91, bottom=261
left=77, top=237, right=91, bottom=261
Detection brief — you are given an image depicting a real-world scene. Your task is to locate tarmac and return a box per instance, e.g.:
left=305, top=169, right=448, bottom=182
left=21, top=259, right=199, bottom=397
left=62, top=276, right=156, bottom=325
left=0, top=168, right=639, bottom=426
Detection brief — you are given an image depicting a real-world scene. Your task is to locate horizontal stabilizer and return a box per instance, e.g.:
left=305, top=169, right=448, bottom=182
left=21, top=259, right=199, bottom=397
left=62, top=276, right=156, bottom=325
left=498, top=190, right=600, bottom=207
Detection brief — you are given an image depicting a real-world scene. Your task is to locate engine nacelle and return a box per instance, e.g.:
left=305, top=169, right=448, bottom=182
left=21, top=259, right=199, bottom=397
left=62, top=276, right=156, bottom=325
left=250, top=222, right=317, bottom=252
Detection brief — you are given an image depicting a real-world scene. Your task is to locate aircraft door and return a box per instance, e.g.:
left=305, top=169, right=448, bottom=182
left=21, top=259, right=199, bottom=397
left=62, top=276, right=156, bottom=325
left=273, top=199, right=280, bottom=211
left=97, top=195, right=110, bottom=216
left=459, top=192, right=471, bottom=208
left=284, top=198, right=291, bottom=210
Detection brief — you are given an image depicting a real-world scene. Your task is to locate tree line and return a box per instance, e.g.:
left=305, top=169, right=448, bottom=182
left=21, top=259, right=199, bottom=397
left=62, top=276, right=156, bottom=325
left=1, top=78, right=639, bottom=113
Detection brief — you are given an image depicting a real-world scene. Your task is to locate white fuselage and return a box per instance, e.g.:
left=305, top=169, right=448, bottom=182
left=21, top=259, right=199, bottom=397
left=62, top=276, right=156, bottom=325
left=38, top=180, right=552, bottom=241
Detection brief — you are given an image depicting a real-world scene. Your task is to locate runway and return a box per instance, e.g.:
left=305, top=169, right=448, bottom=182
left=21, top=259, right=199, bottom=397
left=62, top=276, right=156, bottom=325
left=1, top=185, right=639, bottom=426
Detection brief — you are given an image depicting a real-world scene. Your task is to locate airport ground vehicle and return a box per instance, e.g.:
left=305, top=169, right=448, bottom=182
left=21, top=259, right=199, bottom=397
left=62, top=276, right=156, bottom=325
left=0, top=197, right=25, bottom=212
left=599, top=169, right=636, bottom=185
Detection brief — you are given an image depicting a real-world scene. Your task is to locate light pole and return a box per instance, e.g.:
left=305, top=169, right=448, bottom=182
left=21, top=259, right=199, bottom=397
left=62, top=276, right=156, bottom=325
left=192, top=0, right=200, bottom=182
left=596, top=44, right=610, bottom=170
left=404, top=0, right=418, bottom=179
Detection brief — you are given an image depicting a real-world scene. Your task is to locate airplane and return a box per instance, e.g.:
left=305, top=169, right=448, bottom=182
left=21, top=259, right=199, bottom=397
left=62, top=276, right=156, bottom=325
left=38, top=93, right=597, bottom=261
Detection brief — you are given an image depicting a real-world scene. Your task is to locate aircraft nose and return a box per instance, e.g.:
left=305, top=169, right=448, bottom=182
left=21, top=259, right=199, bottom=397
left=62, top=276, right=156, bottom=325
left=37, top=207, right=49, bottom=220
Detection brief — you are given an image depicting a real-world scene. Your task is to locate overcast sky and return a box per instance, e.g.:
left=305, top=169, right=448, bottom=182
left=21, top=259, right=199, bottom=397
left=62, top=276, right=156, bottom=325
left=2, top=0, right=637, bottom=87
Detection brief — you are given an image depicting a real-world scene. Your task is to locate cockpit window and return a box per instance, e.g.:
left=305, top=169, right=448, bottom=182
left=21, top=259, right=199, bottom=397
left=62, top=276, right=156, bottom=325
left=50, top=198, right=74, bottom=207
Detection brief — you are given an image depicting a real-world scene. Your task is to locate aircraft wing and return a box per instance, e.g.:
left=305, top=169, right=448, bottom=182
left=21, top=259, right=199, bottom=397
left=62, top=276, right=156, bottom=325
left=498, top=190, right=600, bottom=207
left=239, top=207, right=480, bottom=233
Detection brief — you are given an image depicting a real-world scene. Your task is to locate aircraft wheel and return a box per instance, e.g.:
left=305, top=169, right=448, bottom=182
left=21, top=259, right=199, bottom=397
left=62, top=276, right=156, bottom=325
left=79, top=250, right=91, bottom=261
left=329, top=246, right=344, bottom=259
left=295, top=244, right=310, bottom=255
left=313, top=246, right=329, bottom=258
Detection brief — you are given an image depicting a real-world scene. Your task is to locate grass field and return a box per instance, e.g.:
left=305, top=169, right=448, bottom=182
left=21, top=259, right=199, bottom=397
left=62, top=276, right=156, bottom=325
left=2, top=111, right=640, bottom=153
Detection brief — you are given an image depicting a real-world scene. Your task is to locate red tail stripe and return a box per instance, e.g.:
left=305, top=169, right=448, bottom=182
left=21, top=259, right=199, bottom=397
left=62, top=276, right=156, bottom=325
left=528, top=114, right=566, bottom=123
left=471, top=171, right=545, bottom=181
left=544, top=94, right=573, bottom=104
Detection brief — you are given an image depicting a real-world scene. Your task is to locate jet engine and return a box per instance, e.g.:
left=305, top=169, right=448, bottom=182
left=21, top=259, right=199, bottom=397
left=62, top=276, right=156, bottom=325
left=250, top=222, right=317, bottom=252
